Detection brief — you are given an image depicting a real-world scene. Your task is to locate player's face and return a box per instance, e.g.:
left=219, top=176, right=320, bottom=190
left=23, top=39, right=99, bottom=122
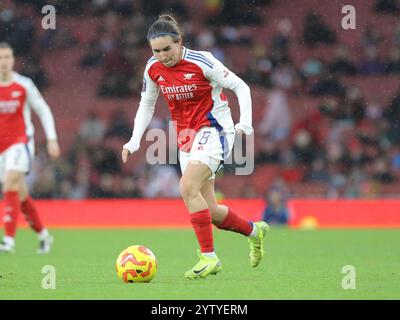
left=0, top=48, right=14, bottom=76
left=150, top=36, right=182, bottom=68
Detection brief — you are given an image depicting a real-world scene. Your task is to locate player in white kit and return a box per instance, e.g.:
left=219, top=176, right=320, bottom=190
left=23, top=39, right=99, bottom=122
left=122, top=15, right=269, bottom=279
left=0, top=42, right=60, bottom=253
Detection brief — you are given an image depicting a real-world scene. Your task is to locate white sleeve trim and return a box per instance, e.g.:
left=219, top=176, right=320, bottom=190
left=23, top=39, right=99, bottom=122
left=124, top=64, right=159, bottom=153
left=26, top=79, right=58, bottom=140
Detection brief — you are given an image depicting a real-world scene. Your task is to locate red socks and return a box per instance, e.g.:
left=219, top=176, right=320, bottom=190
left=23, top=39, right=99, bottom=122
left=3, top=191, right=21, bottom=238
left=190, top=209, right=214, bottom=253
left=217, top=207, right=253, bottom=236
left=189, top=207, right=253, bottom=253
left=21, top=196, right=44, bottom=233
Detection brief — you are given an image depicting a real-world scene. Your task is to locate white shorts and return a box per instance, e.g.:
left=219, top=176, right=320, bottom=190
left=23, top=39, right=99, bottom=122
left=0, top=140, right=35, bottom=183
left=179, top=126, right=235, bottom=180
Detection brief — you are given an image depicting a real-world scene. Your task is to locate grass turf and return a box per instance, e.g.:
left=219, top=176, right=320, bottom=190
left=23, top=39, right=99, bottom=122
left=0, top=227, right=399, bottom=299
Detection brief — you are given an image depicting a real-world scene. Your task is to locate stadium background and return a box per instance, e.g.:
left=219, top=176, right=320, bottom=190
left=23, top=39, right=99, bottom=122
left=1, top=0, right=400, bottom=227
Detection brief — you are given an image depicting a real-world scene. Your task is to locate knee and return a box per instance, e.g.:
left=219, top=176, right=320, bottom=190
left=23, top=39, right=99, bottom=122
left=3, top=172, right=23, bottom=192
left=179, top=177, right=201, bottom=200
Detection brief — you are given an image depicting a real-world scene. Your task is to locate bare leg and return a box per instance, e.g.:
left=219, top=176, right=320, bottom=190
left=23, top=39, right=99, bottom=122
left=179, top=160, right=212, bottom=213
left=2, top=170, right=24, bottom=242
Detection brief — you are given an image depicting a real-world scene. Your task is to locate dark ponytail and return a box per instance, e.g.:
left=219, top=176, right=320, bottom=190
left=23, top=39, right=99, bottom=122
left=147, top=14, right=182, bottom=42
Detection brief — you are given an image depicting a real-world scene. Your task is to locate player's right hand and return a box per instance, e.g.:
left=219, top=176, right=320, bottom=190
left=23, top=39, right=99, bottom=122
left=47, top=139, right=60, bottom=160
left=121, top=139, right=140, bottom=163
left=121, top=148, right=130, bottom=164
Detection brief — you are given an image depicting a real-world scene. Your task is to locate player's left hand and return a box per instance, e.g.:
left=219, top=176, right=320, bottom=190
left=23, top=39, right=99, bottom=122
left=47, top=139, right=60, bottom=160
left=234, top=123, right=253, bottom=136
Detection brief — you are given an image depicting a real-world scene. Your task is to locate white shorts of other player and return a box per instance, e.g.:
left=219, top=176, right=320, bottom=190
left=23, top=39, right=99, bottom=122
left=0, top=139, right=34, bottom=183
left=179, top=126, right=235, bottom=180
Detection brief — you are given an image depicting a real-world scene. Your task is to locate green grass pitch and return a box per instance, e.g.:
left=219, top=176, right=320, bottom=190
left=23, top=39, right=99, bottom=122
left=0, top=227, right=399, bottom=299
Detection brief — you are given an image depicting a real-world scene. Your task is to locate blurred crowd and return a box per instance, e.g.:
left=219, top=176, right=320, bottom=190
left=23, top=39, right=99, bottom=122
left=1, top=0, right=400, bottom=199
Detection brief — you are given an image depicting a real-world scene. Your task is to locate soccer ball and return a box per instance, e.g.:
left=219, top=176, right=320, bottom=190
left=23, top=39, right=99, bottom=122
left=115, top=245, right=157, bottom=283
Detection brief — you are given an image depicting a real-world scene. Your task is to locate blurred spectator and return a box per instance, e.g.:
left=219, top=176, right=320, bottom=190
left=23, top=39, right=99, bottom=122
left=319, top=97, right=341, bottom=119
left=358, top=47, right=386, bottom=75
left=255, top=141, right=280, bottom=164
left=143, top=165, right=181, bottom=198
left=365, top=98, right=384, bottom=120
left=262, top=179, right=290, bottom=225
left=340, top=86, right=366, bottom=123
left=243, top=57, right=272, bottom=87
left=215, top=0, right=262, bottom=25
left=325, top=141, right=349, bottom=166
left=303, top=11, right=336, bottom=47
left=105, top=109, right=131, bottom=140
left=372, top=157, right=396, bottom=183
left=217, top=25, right=253, bottom=45
left=271, top=18, right=293, bottom=52
left=0, top=5, right=36, bottom=55
left=392, top=23, right=400, bottom=46
left=383, top=89, right=400, bottom=144
left=329, top=45, right=357, bottom=75
left=361, top=25, right=384, bottom=49
left=91, top=173, right=116, bottom=198
left=79, top=111, right=107, bottom=145
left=302, top=57, right=324, bottom=78
left=39, top=26, right=77, bottom=51
left=390, top=146, right=400, bottom=172
left=196, top=29, right=216, bottom=50
left=80, top=38, right=105, bottom=68
left=20, top=56, right=50, bottom=90
left=63, top=167, right=90, bottom=199
left=111, top=0, right=134, bottom=16
left=374, top=0, right=399, bottom=14
left=204, top=0, right=224, bottom=22
left=141, top=0, right=168, bottom=17
left=270, top=64, right=297, bottom=89
left=309, top=70, right=345, bottom=96
left=92, top=0, right=112, bottom=15
left=31, top=166, right=57, bottom=198
left=98, top=71, right=132, bottom=97
left=304, top=158, right=330, bottom=183
left=119, top=176, right=142, bottom=198
left=90, top=146, right=121, bottom=175
left=291, top=129, right=317, bottom=165
left=258, top=86, right=292, bottom=142
left=385, top=47, right=400, bottom=74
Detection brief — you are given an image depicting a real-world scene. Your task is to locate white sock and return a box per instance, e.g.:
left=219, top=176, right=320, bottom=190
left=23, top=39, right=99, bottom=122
left=202, top=252, right=217, bottom=258
left=3, top=236, right=15, bottom=246
left=38, top=228, right=49, bottom=240
left=249, top=223, right=258, bottom=239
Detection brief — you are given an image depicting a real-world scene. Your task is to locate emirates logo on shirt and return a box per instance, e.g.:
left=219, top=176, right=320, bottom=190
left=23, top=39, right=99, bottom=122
left=160, top=84, right=198, bottom=101
left=160, top=84, right=197, bottom=94
left=0, top=100, right=20, bottom=113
